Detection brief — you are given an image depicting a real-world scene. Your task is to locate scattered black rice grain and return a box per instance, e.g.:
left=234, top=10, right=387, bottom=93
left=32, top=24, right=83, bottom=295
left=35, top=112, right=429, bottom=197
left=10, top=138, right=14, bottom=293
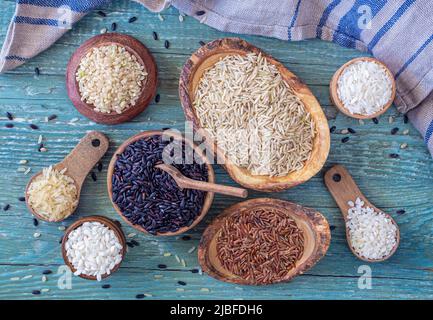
left=111, top=22, right=117, bottom=31
left=47, top=114, right=57, bottom=121
left=178, top=281, right=186, bottom=286
left=372, top=117, right=379, bottom=124
left=59, top=236, right=64, bottom=244
left=136, top=294, right=145, bottom=299
left=5, top=123, right=14, bottom=128
left=91, top=172, right=97, bottom=182
left=164, top=40, right=170, bottom=49
left=97, top=10, right=106, bottom=17
left=30, top=124, right=39, bottom=130
left=128, top=16, right=137, bottom=23
left=391, top=127, right=399, bottom=135
left=19, top=196, right=25, bottom=202
left=158, top=264, right=167, bottom=269
left=199, top=41, right=206, bottom=46
left=152, top=31, right=158, bottom=40
left=33, top=218, right=39, bottom=227
left=6, top=112, right=13, bottom=120
left=181, top=235, right=191, bottom=241
left=42, top=270, right=52, bottom=275
left=155, top=94, right=160, bottom=103
left=38, top=143, right=44, bottom=152
left=102, top=284, right=111, bottom=289
left=396, top=209, right=406, bottom=215
left=332, top=173, right=341, bottom=182
left=126, top=242, right=134, bottom=248
left=3, top=204, right=10, bottom=211
left=34, top=67, right=40, bottom=76
left=389, top=153, right=400, bottom=158
left=32, top=290, right=41, bottom=295
left=347, top=128, right=356, bottom=134
left=196, top=10, right=206, bottom=16
left=341, top=136, right=350, bottom=143
left=404, top=114, right=409, bottom=124
left=330, top=225, right=336, bottom=231
left=329, top=125, right=336, bottom=133
left=111, top=135, right=208, bottom=234
left=130, top=239, right=140, bottom=246
left=97, top=162, right=103, bottom=172
left=191, top=269, right=199, bottom=274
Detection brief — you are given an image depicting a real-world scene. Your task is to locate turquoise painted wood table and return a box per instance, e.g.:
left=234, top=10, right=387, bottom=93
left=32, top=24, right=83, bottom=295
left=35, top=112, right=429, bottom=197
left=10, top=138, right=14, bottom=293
left=1, top=1, right=433, bottom=300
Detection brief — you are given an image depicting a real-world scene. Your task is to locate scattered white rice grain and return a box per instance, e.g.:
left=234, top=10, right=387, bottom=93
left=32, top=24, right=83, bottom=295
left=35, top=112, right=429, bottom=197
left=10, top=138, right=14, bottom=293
left=388, top=116, right=394, bottom=124
left=17, top=167, right=27, bottom=172
left=154, top=274, right=163, bottom=279
left=163, top=252, right=171, bottom=257
left=19, top=160, right=28, bottom=164
left=175, top=255, right=180, bottom=263
left=10, top=277, right=20, bottom=281
left=403, top=129, right=409, bottom=135
left=58, top=225, right=66, bottom=231
left=33, top=232, right=41, bottom=238
left=340, top=129, right=349, bottom=134
left=100, top=28, right=107, bottom=34
left=158, top=13, right=164, bottom=21
left=37, top=135, right=43, bottom=144
left=400, top=143, right=408, bottom=149
left=187, top=246, right=196, bottom=254
left=178, top=15, right=184, bottom=22
left=358, top=119, right=365, bottom=125
left=41, top=288, right=50, bottom=293
left=199, top=16, right=207, bottom=24
left=144, top=293, right=153, bottom=297
left=127, top=232, right=136, bottom=238
left=21, top=275, right=33, bottom=280
left=176, top=288, right=185, bottom=292
left=24, top=167, right=32, bottom=175
left=200, top=288, right=210, bottom=292
left=39, top=147, right=47, bottom=153
left=181, top=258, right=186, bottom=267
left=41, top=275, right=47, bottom=282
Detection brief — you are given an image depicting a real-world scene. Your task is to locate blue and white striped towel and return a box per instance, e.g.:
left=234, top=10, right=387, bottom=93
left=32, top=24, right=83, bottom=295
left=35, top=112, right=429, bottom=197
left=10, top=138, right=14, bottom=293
left=1, top=0, right=432, bottom=157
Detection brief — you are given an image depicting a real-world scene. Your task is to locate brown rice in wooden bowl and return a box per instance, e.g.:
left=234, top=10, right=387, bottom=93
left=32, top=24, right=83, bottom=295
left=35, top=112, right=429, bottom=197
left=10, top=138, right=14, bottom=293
left=66, top=33, right=157, bottom=125
left=179, top=38, right=330, bottom=192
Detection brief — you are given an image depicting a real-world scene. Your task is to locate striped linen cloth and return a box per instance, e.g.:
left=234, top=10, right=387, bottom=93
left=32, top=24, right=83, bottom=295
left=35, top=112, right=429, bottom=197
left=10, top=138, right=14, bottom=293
left=1, top=1, right=432, bottom=157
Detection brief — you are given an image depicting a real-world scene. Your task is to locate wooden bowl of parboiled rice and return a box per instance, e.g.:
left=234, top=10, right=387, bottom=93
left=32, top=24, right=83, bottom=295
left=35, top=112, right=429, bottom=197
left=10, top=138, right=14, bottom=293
left=66, top=33, right=157, bottom=125
left=179, top=38, right=330, bottom=192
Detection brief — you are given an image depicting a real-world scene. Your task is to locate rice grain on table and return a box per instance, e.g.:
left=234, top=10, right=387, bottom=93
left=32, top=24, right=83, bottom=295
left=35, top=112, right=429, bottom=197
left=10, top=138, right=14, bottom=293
left=193, top=52, right=315, bottom=177
left=76, top=44, right=147, bottom=114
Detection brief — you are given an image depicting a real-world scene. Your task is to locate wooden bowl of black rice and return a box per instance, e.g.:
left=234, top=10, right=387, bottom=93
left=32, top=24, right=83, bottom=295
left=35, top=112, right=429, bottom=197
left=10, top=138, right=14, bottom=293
left=107, top=130, right=215, bottom=236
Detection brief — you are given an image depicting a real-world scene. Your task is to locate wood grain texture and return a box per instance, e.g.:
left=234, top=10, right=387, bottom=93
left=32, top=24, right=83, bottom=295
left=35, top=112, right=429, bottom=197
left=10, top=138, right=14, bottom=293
left=0, top=1, right=433, bottom=299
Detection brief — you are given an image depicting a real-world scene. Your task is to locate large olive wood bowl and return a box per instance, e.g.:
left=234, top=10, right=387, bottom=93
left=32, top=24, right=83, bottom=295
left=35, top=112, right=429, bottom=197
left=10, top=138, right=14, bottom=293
left=179, top=38, right=330, bottom=192
left=66, top=33, right=157, bottom=125
left=107, top=130, right=215, bottom=236
left=198, top=198, right=331, bottom=285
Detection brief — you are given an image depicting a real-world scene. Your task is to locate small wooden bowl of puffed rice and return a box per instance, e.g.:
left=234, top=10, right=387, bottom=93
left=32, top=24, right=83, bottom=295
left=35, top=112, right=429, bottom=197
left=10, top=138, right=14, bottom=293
left=61, top=215, right=127, bottom=281
left=66, top=33, right=158, bottom=125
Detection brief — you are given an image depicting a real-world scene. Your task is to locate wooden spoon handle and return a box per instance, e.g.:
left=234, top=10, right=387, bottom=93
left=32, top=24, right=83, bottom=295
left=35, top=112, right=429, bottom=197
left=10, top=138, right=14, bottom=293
left=58, top=131, right=109, bottom=187
left=180, top=178, right=248, bottom=198
left=324, top=165, right=364, bottom=219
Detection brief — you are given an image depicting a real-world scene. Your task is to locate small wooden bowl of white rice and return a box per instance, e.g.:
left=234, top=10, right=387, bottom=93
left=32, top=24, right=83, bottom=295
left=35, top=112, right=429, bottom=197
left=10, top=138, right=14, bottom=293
left=66, top=33, right=157, bottom=125
left=330, top=57, right=396, bottom=119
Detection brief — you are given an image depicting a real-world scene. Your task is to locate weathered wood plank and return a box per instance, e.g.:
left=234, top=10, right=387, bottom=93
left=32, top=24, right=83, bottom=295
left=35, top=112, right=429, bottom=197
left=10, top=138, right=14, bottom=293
left=0, top=1, right=432, bottom=300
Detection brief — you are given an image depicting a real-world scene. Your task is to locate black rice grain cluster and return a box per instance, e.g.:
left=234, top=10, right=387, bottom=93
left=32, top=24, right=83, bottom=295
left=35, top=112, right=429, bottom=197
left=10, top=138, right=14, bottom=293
left=112, top=135, right=208, bottom=235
